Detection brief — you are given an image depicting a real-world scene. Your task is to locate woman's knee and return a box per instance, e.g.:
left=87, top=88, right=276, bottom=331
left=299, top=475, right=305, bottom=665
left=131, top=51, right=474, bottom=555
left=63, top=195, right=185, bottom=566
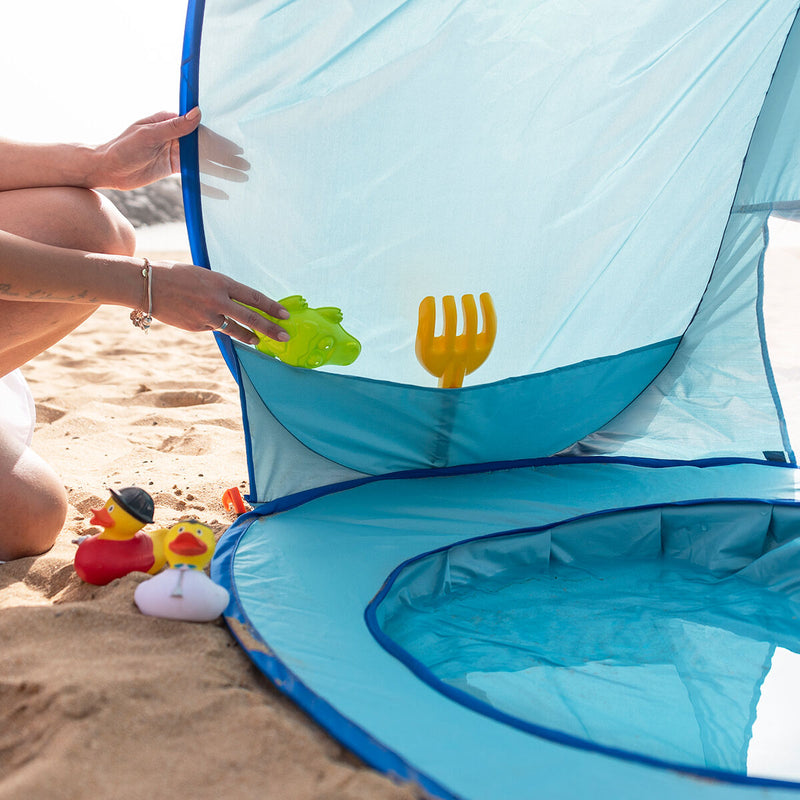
left=0, top=186, right=136, bottom=257
left=92, top=190, right=137, bottom=256
left=0, top=442, right=67, bottom=560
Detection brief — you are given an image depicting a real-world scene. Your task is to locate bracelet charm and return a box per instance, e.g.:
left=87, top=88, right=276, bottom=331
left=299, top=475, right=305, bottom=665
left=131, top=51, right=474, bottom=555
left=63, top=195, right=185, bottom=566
left=130, top=258, right=153, bottom=332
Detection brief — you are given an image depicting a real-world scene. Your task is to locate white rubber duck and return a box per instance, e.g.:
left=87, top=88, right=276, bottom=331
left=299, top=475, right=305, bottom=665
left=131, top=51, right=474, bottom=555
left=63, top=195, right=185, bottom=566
left=134, top=520, right=229, bottom=622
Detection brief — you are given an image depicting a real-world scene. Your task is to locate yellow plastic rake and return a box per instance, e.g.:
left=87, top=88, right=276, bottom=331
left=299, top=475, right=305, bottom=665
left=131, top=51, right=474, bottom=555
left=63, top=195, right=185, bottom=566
left=415, top=293, right=497, bottom=388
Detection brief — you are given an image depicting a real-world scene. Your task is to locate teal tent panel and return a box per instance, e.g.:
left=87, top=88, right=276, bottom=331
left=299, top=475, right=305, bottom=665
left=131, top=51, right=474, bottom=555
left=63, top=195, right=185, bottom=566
left=736, top=10, right=800, bottom=209
left=182, top=0, right=800, bottom=502
left=566, top=211, right=793, bottom=463
left=235, top=337, right=679, bottom=477
left=238, top=370, right=369, bottom=504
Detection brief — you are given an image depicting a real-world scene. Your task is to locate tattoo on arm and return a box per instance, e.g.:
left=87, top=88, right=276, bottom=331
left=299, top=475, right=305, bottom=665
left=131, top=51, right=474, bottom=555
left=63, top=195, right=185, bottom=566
left=0, top=284, right=98, bottom=302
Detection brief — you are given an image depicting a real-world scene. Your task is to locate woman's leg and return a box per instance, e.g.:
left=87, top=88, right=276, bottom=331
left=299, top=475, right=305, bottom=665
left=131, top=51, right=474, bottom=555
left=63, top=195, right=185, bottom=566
left=0, top=186, right=136, bottom=557
left=0, top=425, right=68, bottom=560
left=0, top=186, right=137, bottom=376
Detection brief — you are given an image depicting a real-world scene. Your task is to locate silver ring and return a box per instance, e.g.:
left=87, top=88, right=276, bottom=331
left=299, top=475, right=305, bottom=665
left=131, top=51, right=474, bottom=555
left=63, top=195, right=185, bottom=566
left=218, top=318, right=230, bottom=332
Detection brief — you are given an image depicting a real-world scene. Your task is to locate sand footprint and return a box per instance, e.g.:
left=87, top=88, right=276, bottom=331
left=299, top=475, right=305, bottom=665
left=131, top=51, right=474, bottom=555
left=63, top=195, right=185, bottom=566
left=35, top=403, right=67, bottom=424
left=110, top=389, right=223, bottom=408
left=157, top=427, right=211, bottom=455
left=69, top=493, right=106, bottom=518
left=153, top=390, right=223, bottom=408
left=152, top=491, right=206, bottom=514
left=152, top=491, right=189, bottom=511
left=57, top=684, right=104, bottom=720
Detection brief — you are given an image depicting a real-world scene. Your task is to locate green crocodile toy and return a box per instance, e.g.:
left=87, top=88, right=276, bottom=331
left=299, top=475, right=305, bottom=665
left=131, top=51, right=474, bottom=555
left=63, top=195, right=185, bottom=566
left=248, top=295, right=361, bottom=369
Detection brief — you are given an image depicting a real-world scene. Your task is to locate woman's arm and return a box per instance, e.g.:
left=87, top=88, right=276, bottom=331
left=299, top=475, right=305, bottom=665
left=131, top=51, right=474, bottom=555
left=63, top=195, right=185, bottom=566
left=0, top=229, right=290, bottom=344
left=0, top=108, right=201, bottom=192
left=0, top=109, right=289, bottom=343
left=0, top=140, right=98, bottom=192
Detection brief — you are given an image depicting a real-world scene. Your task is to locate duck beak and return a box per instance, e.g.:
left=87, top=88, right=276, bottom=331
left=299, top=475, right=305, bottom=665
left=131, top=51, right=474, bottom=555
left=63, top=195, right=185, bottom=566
left=168, top=532, right=208, bottom=557
left=89, top=507, right=115, bottom=528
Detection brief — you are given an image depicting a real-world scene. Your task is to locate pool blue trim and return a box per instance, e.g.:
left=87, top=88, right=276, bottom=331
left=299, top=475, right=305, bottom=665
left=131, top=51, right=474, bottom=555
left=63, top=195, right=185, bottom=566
left=244, top=454, right=798, bottom=517
left=364, top=498, right=800, bottom=791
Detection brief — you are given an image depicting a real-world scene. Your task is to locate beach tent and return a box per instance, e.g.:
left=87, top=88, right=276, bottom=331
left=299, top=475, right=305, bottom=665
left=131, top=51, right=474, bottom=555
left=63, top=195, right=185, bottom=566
left=179, top=1, right=800, bottom=797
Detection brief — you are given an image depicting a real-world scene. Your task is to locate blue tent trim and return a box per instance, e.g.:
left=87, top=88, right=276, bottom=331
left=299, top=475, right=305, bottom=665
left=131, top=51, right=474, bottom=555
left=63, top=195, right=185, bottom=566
left=214, top=510, right=463, bottom=800
left=178, top=0, right=208, bottom=272
left=242, top=454, right=797, bottom=517
left=179, top=0, right=243, bottom=378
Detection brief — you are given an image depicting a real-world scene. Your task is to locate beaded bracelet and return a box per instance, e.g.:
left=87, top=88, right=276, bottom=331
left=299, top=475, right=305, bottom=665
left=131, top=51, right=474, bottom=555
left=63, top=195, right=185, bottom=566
left=130, top=258, right=153, bottom=332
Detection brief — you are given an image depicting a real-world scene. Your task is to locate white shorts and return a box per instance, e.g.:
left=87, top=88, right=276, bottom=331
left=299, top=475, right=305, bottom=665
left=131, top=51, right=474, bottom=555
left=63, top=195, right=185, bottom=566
left=0, top=369, right=35, bottom=447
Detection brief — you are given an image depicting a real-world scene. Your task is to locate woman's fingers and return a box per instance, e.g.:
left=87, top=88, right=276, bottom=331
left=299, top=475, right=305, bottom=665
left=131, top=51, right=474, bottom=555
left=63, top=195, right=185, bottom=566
left=222, top=283, right=290, bottom=342
left=140, top=108, right=201, bottom=144
left=213, top=309, right=289, bottom=345
left=213, top=316, right=259, bottom=346
left=228, top=304, right=290, bottom=343
left=233, top=284, right=289, bottom=321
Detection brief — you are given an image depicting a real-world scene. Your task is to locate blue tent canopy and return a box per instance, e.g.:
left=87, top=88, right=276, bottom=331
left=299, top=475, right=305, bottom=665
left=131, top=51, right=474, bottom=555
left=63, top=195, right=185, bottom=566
left=180, top=2, right=800, bottom=797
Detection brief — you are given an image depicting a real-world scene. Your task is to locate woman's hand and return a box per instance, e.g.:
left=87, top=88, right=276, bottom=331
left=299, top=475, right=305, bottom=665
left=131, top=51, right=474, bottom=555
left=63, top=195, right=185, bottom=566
left=148, top=261, right=290, bottom=345
left=91, top=109, right=202, bottom=191
left=0, top=110, right=201, bottom=193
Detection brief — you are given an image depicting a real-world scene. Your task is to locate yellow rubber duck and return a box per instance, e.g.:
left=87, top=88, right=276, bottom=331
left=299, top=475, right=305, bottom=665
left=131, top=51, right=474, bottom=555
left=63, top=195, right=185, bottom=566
left=134, top=520, right=229, bottom=622
left=74, top=488, right=166, bottom=585
left=163, top=519, right=217, bottom=570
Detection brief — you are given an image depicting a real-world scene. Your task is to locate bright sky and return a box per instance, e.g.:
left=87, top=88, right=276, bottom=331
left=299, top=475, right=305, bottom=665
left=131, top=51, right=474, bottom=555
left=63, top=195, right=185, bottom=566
left=0, top=1, right=188, bottom=144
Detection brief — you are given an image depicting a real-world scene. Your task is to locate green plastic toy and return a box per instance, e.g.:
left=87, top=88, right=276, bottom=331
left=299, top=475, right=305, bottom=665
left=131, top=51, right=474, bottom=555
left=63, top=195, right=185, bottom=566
left=248, top=295, right=361, bottom=369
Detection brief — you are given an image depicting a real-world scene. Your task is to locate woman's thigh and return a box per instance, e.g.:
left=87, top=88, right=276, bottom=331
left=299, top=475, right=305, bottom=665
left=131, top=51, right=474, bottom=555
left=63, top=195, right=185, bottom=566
left=0, top=186, right=135, bottom=252
left=0, top=186, right=136, bottom=375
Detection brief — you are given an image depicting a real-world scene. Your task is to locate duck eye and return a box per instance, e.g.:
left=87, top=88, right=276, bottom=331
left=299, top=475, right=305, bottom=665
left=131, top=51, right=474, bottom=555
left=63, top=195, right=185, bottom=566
left=108, top=504, right=115, bottom=512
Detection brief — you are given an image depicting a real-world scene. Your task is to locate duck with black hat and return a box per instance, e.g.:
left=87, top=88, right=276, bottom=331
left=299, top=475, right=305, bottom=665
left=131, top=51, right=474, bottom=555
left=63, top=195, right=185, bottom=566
left=74, top=487, right=166, bottom=585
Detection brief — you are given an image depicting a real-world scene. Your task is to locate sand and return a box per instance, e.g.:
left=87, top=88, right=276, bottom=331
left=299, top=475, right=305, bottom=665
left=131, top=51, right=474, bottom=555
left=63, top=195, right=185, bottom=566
left=0, top=247, right=419, bottom=800
left=3, top=218, right=800, bottom=800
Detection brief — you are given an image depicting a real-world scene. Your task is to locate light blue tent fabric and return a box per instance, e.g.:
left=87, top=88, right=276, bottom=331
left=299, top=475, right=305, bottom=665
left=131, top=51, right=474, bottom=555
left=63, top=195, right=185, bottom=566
left=179, top=1, right=800, bottom=797
left=213, top=468, right=800, bottom=798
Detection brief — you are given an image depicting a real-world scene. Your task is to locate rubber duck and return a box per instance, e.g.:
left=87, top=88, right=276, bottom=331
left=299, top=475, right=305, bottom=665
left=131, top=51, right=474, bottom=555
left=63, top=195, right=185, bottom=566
left=134, top=520, right=229, bottom=622
left=74, top=487, right=166, bottom=585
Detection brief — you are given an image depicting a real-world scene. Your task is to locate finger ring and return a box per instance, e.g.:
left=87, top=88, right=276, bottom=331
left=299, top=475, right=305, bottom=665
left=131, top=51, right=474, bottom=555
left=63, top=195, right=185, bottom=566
left=218, top=318, right=230, bottom=332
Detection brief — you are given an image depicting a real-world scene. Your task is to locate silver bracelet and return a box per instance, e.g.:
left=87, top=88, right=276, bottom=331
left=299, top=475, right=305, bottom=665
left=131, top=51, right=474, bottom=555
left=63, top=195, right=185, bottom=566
left=130, top=258, right=153, bottom=332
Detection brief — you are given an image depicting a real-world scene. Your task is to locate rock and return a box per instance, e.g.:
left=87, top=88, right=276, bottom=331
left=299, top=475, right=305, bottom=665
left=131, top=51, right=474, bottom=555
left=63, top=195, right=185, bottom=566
left=100, top=176, right=185, bottom=228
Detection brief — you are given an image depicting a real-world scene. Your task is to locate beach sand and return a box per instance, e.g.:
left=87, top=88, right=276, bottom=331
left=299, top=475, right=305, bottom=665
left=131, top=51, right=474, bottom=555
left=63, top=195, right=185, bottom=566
left=2, top=217, right=800, bottom=800
left=0, top=248, right=418, bottom=800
